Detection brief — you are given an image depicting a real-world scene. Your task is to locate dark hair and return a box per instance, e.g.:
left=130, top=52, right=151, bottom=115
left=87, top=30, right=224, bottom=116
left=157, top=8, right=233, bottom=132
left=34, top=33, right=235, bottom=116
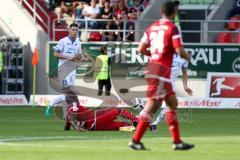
left=70, top=23, right=78, bottom=28
left=161, top=0, right=176, bottom=17
left=100, top=46, right=107, bottom=54
left=174, top=0, right=180, bottom=6
left=91, top=0, right=98, bottom=3
left=65, top=91, right=79, bottom=105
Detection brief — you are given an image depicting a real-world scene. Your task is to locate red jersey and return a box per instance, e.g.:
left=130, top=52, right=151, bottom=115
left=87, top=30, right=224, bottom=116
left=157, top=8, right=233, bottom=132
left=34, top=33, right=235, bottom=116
left=67, top=105, right=95, bottom=130
left=141, top=19, right=182, bottom=78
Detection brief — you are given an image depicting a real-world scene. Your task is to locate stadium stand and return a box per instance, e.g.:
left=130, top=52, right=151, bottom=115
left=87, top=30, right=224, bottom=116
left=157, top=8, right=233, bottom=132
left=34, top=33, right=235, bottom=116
left=15, top=0, right=239, bottom=43
left=17, top=0, right=150, bottom=41
left=181, top=0, right=214, bottom=4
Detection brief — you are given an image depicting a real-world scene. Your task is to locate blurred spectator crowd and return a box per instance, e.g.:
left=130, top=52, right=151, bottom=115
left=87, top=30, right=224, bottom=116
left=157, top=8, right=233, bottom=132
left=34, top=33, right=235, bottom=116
left=48, top=0, right=150, bottom=41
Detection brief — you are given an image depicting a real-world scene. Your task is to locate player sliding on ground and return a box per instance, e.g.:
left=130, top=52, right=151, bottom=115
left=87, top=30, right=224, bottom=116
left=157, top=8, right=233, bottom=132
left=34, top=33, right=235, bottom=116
left=150, top=53, right=193, bottom=131
left=64, top=91, right=139, bottom=131
left=129, top=0, right=194, bottom=150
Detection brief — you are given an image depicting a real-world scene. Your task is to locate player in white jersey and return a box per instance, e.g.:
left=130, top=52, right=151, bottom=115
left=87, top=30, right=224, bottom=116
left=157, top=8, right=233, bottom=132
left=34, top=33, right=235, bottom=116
left=150, top=53, right=193, bottom=131
left=45, top=23, right=84, bottom=130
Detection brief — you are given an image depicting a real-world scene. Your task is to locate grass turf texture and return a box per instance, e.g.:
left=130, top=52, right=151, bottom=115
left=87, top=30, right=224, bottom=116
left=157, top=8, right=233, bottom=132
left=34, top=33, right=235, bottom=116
left=0, top=106, right=240, bottom=160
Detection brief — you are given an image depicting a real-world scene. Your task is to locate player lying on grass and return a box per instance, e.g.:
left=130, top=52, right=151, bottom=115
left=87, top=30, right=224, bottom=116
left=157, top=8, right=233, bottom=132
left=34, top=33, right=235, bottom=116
left=64, top=91, right=139, bottom=131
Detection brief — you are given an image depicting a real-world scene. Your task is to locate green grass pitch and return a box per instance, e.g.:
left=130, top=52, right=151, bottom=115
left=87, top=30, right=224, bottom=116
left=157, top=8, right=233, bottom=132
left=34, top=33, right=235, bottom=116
left=0, top=106, right=240, bottom=160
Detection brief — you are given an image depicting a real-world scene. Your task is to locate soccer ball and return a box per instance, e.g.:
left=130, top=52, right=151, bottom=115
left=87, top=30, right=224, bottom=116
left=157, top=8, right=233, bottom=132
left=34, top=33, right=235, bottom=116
left=131, top=98, right=146, bottom=110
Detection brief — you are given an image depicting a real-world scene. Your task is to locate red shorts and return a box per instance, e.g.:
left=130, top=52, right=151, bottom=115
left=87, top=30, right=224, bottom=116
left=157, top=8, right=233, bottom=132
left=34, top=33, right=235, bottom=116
left=145, top=62, right=175, bottom=101
left=94, top=108, right=129, bottom=131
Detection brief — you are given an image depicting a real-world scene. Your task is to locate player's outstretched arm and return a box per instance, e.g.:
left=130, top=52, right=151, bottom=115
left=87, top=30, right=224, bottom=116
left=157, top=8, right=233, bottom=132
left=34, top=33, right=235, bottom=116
left=175, top=47, right=191, bottom=61
left=182, top=69, right=193, bottom=96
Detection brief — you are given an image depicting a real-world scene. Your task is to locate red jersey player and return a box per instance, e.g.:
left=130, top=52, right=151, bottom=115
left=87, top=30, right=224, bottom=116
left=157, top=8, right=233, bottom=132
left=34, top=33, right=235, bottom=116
left=129, top=1, right=194, bottom=150
left=64, top=91, right=139, bottom=131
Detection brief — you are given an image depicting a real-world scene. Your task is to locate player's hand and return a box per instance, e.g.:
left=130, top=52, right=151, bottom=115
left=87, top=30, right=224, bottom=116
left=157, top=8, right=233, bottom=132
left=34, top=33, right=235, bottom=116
left=184, top=86, right=193, bottom=96
left=81, top=54, right=90, bottom=61
left=71, top=55, right=82, bottom=62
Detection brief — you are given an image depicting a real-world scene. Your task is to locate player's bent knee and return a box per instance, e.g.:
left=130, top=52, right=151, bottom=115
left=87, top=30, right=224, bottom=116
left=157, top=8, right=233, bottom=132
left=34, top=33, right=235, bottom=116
left=139, top=110, right=153, bottom=122
left=165, top=94, right=178, bottom=110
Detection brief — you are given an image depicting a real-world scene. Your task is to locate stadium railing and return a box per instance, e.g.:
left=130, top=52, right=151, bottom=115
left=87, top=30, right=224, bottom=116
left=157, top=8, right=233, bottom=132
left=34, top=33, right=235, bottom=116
left=181, top=0, right=215, bottom=4
left=18, top=0, right=50, bottom=39
left=52, top=18, right=240, bottom=43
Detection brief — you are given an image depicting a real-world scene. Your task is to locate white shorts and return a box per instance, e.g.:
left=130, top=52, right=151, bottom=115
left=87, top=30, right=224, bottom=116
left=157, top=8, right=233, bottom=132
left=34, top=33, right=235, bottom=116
left=58, top=69, right=76, bottom=88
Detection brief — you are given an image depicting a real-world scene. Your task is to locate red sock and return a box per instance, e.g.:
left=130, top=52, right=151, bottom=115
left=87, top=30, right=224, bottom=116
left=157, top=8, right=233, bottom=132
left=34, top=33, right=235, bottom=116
left=120, top=109, right=138, bottom=122
left=132, top=110, right=151, bottom=143
left=165, top=111, right=181, bottom=143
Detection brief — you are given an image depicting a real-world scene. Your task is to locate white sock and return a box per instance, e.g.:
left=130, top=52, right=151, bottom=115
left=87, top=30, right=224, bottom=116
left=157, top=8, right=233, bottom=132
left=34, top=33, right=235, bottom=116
left=50, top=94, right=65, bottom=107
left=61, top=96, right=68, bottom=120
left=152, top=108, right=167, bottom=125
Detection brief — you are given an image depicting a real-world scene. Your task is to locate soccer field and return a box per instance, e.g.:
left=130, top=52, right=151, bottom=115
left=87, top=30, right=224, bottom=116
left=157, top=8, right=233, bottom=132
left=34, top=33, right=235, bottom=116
left=0, top=107, right=240, bottom=160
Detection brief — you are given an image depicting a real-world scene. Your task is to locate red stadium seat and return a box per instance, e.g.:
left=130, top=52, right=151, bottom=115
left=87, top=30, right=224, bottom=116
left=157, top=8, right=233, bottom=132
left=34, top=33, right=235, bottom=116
left=233, top=32, right=240, bottom=43
left=216, top=32, right=232, bottom=43
left=89, top=32, right=102, bottom=41
left=227, top=15, right=240, bottom=31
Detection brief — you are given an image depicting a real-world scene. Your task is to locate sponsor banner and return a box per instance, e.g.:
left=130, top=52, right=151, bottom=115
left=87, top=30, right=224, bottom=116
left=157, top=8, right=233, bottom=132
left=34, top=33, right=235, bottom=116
left=206, top=72, right=240, bottom=98
left=177, top=97, right=240, bottom=109
left=133, top=97, right=240, bottom=109
left=30, top=95, right=240, bottom=109
left=185, top=45, right=240, bottom=78
left=0, top=95, right=28, bottom=106
left=30, top=95, right=101, bottom=107
left=48, top=42, right=240, bottom=79
left=29, top=95, right=129, bottom=107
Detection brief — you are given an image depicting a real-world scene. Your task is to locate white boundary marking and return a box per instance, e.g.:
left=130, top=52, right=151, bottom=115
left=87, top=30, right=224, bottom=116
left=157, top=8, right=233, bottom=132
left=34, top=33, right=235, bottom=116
left=0, top=142, right=127, bottom=150
left=0, top=136, right=87, bottom=142
left=0, top=136, right=129, bottom=150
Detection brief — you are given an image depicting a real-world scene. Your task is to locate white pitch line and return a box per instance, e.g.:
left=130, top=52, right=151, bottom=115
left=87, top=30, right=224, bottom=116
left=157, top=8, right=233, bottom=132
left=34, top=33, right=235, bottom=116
left=0, top=135, right=138, bottom=142
left=0, top=136, right=88, bottom=142
left=0, top=141, right=127, bottom=151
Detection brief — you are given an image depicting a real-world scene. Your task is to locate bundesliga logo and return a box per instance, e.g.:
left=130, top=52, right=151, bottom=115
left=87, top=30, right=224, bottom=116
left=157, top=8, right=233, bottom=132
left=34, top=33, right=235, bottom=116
left=209, top=75, right=240, bottom=98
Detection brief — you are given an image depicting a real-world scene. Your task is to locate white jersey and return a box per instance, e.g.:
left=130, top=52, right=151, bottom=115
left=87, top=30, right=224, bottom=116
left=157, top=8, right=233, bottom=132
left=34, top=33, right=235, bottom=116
left=83, top=6, right=100, bottom=20
left=54, top=36, right=82, bottom=67
left=170, top=54, right=188, bottom=87
left=54, top=36, right=82, bottom=87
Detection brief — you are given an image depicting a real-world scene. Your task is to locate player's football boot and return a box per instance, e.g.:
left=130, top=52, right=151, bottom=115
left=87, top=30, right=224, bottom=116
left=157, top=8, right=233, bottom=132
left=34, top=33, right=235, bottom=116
left=150, top=125, right=157, bottom=132
left=128, top=141, right=146, bottom=150
left=64, top=122, right=71, bottom=131
left=173, top=141, right=194, bottom=150
left=45, top=106, right=52, bottom=117
left=119, top=126, right=135, bottom=132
